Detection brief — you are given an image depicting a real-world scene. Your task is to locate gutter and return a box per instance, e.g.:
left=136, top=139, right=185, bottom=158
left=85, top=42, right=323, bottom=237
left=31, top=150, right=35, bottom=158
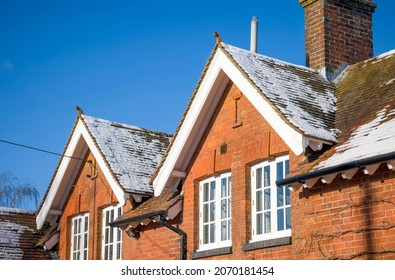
left=110, top=210, right=187, bottom=260
left=276, top=151, right=395, bottom=187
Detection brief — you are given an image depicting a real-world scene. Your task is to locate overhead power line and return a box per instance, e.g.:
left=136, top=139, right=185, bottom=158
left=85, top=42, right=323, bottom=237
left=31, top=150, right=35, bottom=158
left=0, top=139, right=84, bottom=161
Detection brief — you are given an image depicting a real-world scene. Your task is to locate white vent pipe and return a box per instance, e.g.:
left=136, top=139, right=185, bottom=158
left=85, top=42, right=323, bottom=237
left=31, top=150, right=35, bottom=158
left=250, top=16, right=258, bottom=53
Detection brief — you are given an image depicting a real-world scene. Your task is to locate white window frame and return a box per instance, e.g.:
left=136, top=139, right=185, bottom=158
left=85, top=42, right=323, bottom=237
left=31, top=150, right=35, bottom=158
left=70, top=213, right=89, bottom=260
left=101, top=205, right=123, bottom=260
left=198, top=172, right=232, bottom=251
left=251, top=155, right=291, bottom=242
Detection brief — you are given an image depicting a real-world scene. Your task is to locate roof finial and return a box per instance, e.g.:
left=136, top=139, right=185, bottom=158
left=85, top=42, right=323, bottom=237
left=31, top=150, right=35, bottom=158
left=75, top=106, right=83, bottom=117
left=213, top=32, right=222, bottom=43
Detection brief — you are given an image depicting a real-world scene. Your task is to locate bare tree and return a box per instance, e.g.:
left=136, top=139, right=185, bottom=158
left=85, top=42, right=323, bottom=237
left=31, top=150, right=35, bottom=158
left=0, top=171, right=39, bottom=210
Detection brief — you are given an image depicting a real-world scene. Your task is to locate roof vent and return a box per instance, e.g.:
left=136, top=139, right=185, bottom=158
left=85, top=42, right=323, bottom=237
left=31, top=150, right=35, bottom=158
left=250, top=16, right=258, bottom=53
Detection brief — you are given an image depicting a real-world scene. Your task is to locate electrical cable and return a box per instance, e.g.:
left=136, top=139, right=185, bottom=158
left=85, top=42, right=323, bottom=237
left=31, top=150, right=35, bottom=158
left=0, top=139, right=84, bottom=161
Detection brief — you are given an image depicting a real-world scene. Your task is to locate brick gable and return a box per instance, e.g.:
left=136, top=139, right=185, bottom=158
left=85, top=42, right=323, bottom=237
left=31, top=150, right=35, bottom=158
left=181, top=81, right=296, bottom=259
left=58, top=151, right=121, bottom=260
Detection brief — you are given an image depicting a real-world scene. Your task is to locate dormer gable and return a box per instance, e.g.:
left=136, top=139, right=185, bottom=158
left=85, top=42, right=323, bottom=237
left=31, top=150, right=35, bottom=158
left=152, top=41, right=337, bottom=196
left=36, top=112, right=171, bottom=229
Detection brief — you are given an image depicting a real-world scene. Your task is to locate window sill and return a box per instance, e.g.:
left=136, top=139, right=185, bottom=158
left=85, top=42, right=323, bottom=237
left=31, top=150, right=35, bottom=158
left=190, top=246, right=232, bottom=259
left=242, top=236, right=292, bottom=252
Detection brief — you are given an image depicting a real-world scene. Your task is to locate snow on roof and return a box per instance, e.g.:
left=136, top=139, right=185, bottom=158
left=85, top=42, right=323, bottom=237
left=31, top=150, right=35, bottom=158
left=0, top=207, right=53, bottom=260
left=221, top=43, right=337, bottom=143
left=372, top=49, right=395, bottom=63
left=0, top=207, right=35, bottom=215
left=316, top=107, right=395, bottom=169
left=0, top=220, right=32, bottom=260
left=82, top=115, right=172, bottom=195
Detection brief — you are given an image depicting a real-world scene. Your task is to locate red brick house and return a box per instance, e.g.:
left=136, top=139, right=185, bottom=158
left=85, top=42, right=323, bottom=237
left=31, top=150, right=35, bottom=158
left=37, top=0, right=395, bottom=260
left=36, top=110, right=172, bottom=260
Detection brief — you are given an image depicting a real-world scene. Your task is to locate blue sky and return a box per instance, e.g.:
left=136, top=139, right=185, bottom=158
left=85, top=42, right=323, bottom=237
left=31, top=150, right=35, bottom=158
left=1, top=0, right=394, bottom=210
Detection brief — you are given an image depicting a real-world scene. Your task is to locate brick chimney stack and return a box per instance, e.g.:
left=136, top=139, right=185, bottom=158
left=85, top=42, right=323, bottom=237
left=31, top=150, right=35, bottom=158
left=299, top=0, right=376, bottom=81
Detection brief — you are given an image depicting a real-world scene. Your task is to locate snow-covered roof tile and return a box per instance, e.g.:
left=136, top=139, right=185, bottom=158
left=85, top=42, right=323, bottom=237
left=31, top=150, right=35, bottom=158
left=287, top=49, right=395, bottom=177
left=317, top=107, right=395, bottom=169
left=314, top=50, right=395, bottom=170
left=0, top=207, right=53, bottom=259
left=82, top=115, right=172, bottom=195
left=221, top=43, right=337, bottom=142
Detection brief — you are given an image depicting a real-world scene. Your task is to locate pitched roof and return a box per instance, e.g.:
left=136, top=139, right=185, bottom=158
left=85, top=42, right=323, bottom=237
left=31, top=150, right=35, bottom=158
left=315, top=50, right=395, bottom=170
left=37, top=112, right=172, bottom=229
left=112, top=187, right=183, bottom=228
left=221, top=43, right=337, bottom=143
left=0, top=207, right=53, bottom=260
left=279, top=49, right=395, bottom=186
left=82, top=114, right=172, bottom=195
left=151, top=42, right=337, bottom=195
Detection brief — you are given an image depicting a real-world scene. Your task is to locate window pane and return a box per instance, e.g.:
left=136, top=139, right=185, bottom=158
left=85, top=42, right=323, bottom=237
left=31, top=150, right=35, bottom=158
left=277, top=186, right=284, bottom=207
left=203, top=204, right=209, bottom=223
left=84, top=216, right=88, bottom=232
left=105, top=211, right=109, bottom=226
left=277, top=209, right=284, bottom=231
left=256, top=213, right=263, bottom=235
left=74, top=235, right=78, bottom=251
left=264, top=166, right=270, bottom=187
left=210, top=223, right=215, bottom=243
left=210, top=202, right=215, bottom=222
left=73, top=220, right=77, bottom=234
left=117, top=228, right=121, bottom=242
left=117, top=243, right=121, bottom=260
left=203, top=183, right=209, bottom=202
left=277, top=162, right=284, bottom=180
left=109, top=245, right=113, bottom=260
left=256, top=190, right=263, bottom=212
left=84, top=233, right=88, bottom=249
left=221, top=221, right=227, bottom=241
left=256, top=168, right=262, bottom=189
left=228, top=177, right=232, bottom=196
left=221, top=199, right=227, bottom=219
left=264, top=212, right=271, bottom=234
left=264, top=188, right=271, bottom=210
left=110, top=209, right=114, bottom=223
left=110, top=227, right=114, bottom=243
left=105, top=228, right=109, bottom=244
left=221, top=178, right=227, bottom=198
left=210, top=181, right=216, bottom=200
left=104, top=246, right=108, bottom=260
left=285, top=160, right=290, bottom=175
left=286, top=207, right=291, bottom=229
left=203, top=225, right=209, bottom=244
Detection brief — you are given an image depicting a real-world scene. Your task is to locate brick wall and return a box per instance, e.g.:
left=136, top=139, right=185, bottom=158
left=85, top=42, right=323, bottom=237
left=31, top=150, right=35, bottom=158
left=292, top=164, right=395, bottom=259
left=58, top=151, right=121, bottom=260
left=300, top=0, right=375, bottom=79
left=58, top=149, right=183, bottom=260
left=180, top=81, right=296, bottom=259
left=121, top=215, right=183, bottom=260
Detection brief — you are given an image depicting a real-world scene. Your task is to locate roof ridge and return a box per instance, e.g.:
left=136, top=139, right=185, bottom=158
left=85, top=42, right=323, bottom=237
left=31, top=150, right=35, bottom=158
left=81, top=114, right=172, bottom=136
left=0, top=207, right=35, bottom=215
left=220, top=42, right=319, bottom=73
